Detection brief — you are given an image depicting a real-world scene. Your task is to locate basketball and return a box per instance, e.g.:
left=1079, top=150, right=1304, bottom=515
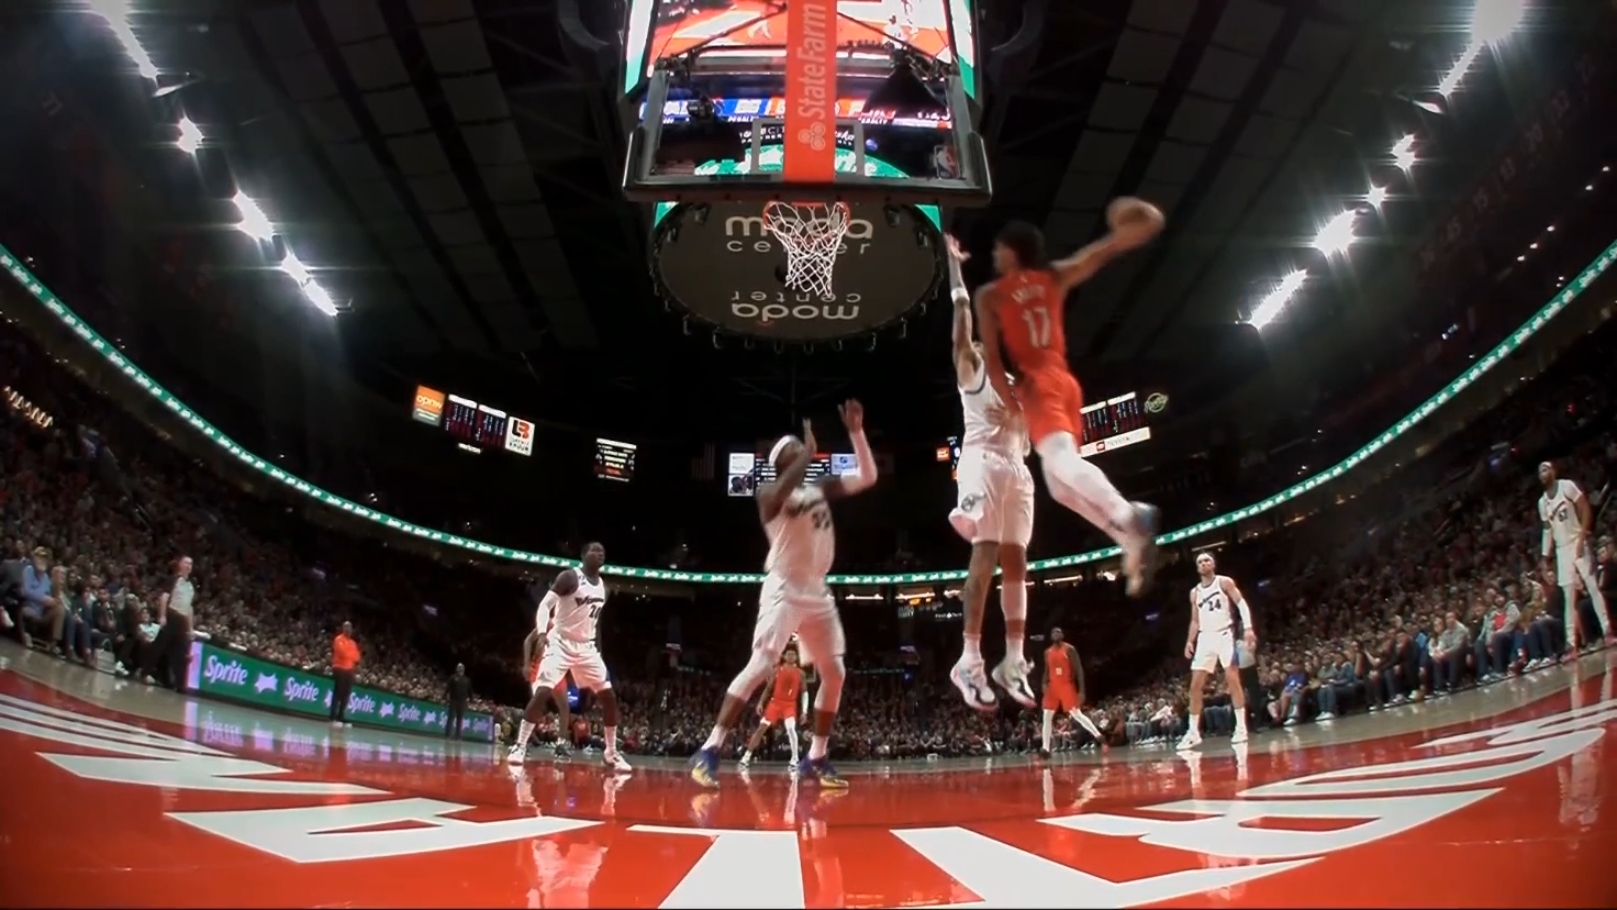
left=1106, top=197, right=1165, bottom=235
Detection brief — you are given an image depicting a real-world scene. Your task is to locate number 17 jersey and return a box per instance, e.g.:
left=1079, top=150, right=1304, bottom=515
left=547, top=572, right=607, bottom=648
left=997, top=269, right=1068, bottom=375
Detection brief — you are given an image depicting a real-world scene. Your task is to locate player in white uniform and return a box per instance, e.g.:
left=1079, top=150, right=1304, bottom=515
left=1537, top=461, right=1613, bottom=654
left=690, top=400, right=878, bottom=790
left=940, top=235, right=1038, bottom=712
left=1177, top=552, right=1254, bottom=750
left=507, top=542, right=632, bottom=773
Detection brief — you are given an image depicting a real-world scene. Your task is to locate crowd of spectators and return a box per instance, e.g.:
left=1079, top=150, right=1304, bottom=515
left=3, top=290, right=1616, bottom=760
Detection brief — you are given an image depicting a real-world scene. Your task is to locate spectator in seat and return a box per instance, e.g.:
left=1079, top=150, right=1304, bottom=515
left=116, top=606, right=161, bottom=676
left=1478, top=590, right=1520, bottom=678
left=63, top=576, right=97, bottom=665
left=1277, top=662, right=1309, bottom=726
left=330, top=621, right=360, bottom=726
left=1315, top=656, right=1349, bottom=720
left=1365, top=635, right=1395, bottom=710
left=142, top=556, right=196, bottom=690
left=1431, top=611, right=1470, bottom=693
left=445, top=662, right=471, bottom=739
left=20, top=547, right=66, bottom=652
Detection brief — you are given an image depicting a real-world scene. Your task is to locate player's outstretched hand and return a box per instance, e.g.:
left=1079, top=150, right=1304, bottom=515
left=1107, top=197, right=1165, bottom=244
left=838, top=400, right=864, bottom=433
left=802, top=418, right=817, bottom=456
left=944, top=233, right=969, bottom=263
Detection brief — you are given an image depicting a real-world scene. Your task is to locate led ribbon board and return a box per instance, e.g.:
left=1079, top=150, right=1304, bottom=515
left=2, top=238, right=1613, bottom=584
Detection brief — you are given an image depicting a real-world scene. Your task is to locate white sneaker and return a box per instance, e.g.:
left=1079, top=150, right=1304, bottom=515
left=1230, top=727, right=1249, bottom=744
left=603, top=751, right=633, bottom=774
left=990, top=657, right=1037, bottom=709
left=1176, top=731, right=1202, bottom=751
left=1316, top=712, right=1334, bottom=721
left=739, top=752, right=753, bottom=767
left=951, top=658, right=997, bottom=712
left=506, top=745, right=528, bottom=765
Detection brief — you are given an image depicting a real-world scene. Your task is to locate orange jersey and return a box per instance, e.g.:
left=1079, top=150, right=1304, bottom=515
left=994, top=269, right=1068, bottom=374
left=1046, top=643, right=1077, bottom=688
left=770, top=666, right=804, bottom=705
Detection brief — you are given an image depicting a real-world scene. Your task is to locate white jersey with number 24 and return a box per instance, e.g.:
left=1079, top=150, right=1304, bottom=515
left=545, top=572, right=607, bottom=648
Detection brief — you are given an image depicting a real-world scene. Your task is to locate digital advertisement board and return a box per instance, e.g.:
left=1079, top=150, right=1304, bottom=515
left=186, top=641, right=495, bottom=742
left=624, top=0, right=977, bottom=95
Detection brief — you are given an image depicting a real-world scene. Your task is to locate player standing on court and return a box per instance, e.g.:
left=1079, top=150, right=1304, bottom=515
left=1037, top=626, right=1106, bottom=757
left=941, top=235, right=1038, bottom=711
left=1177, top=552, right=1254, bottom=750
left=973, top=199, right=1166, bottom=596
left=739, top=647, right=805, bottom=768
left=1538, top=461, right=1614, bottom=655
left=519, top=622, right=573, bottom=756
left=508, top=542, right=632, bottom=773
left=690, top=401, right=878, bottom=790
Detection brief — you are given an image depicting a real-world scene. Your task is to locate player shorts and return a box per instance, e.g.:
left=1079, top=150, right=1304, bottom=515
left=1191, top=628, right=1237, bottom=674
left=762, top=700, right=797, bottom=725
left=1020, top=368, right=1084, bottom=449
left=1043, top=682, right=1080, bottom=714
left=534, top=639, right=611, bottom=692
left=952, top=447, right=1035, bottom=547
left=1554, top=545, right=1594, bottom=587
left=753, top=574, right=845, bottom=670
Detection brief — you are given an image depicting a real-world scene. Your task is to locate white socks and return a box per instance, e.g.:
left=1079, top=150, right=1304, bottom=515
left=703, top=725, right=729, bottom=751
left=1070, top=710, right=1102, bottom=741
left=1041, top=710, right=1054, bottom=752
left=808, top=734, right=829, bottom=760
left=786, top=723, right=800, bottom=760
left=515, top=720, right=534, bottom=748
left=1002, top=582, right=1027, bottom=662
left=604, top=726, right=617, bottom=754
left=963, top=633, right=982, bottom=663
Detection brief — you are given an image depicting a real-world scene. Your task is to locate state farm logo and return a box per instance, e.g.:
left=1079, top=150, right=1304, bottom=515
left=798, top=120, right=828, bottom=152
left=281, top=677, right=322, bottom=704
left=202, top=655, right=248, bottom=688
left=790, top=0, right=832, bottom=129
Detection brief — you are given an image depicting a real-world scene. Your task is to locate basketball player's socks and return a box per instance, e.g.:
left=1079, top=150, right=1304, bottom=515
left=516, top=720, right=535, bottom=748
left=603, top=726, right=617, bottom=755
left=1002, top=581, right=1027, bottom=661
left=808, top=734, right=830, bottom=761
left=1040, top=710, right=1054, bottom=752
left=701, top=725, right=729, bottom=752
left=962, top=633, right=983, bottom=663
left=786, top=725, right=800, bottom=761
left=1069, top=710, right=1102, bottom=741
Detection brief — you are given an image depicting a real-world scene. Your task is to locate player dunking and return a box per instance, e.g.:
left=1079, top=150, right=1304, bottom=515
left=1038, top=626, right=1106, bottom=757
left=1538, top=461, right=1614, bottom=654
left=1177, top=552, right=1254, bottom=750
left=941, top=235, right=1037, bottom=711
left=739, top=646, right=805, bottom=767
left=690, top=401, right=878, bottom=789
left=508, top=542, right=632, bottom=773
left=974, top=199, right=1166, bottom=596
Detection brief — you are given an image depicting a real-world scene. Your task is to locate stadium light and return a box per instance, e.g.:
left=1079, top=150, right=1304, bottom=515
left=1391, top=135, right=1417, bottom=171
left=302, top=281, right=339, bottom=317
left=1472, top=0, right=1526, bottom=46
left=1248, top=270, right=1307, bottom=330
left=1313, top=210, right=1359, bottom=257
left=231, top=192, right=274, bottom=242
left=278, top=252, right=312, bottom=287
left=1366, top=185, right=1389, bottom=208
left=90, top=0, right=159, bottom=81
left=175, top=117, right=202, bottom=155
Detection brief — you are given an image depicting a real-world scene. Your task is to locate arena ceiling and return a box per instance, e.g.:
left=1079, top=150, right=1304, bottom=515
left=15, top=0, right=1602, bottom=442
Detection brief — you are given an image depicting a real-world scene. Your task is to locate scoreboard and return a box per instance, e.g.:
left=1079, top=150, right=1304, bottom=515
left=410, top=385, right=535, bottom=457
left=595, top=438, right=637, bottom=482
left=725, top=451, right=859, bottom=497
left=1079, top=391, right=1154, bottom=457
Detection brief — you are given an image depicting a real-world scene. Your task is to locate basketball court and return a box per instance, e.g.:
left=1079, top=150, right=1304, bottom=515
left=2, top=638, right=1614, bottom=908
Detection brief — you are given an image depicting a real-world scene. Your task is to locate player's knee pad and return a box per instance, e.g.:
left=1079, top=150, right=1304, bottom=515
left=727, top=648, right=777, bottom=699
left=813, top=655, right=846, bottom=712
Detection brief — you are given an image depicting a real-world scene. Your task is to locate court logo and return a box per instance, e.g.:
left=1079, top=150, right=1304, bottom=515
left=799, top=120, right=829, bottom=152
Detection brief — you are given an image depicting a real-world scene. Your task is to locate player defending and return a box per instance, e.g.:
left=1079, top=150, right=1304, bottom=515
left=974, top=200, right=1166, bottom=596
left=1538, top=461, right=1614, bottom=654
left=690, top=401, right=878, bottom=789
left=942, top=234, right=1038, bottom=710
left=1038, top=626, right=1106, bottom=757
left=519, top=626, right=574, bottom=756
left=739, top=647, right=805, bottom=768
left=508, top=542, right=632, bottom=773
left=1178, top=552, right=1254, bottom=750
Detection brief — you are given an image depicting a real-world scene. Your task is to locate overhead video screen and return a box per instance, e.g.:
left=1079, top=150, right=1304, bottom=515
left=625, top=0, right=976, bottom=93
left=596, top=438, right=638, bottom=482
left=725, top=449, right=858, bottom=496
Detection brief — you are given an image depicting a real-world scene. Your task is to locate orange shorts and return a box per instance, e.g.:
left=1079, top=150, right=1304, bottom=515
left=1019, top=368, right=1084, bottom=448
left=1043, top=682, right=1080, bottom=714
left=762, top=700, right=796, bottom=725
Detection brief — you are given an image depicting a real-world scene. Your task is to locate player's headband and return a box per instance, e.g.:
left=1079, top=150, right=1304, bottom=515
left=768, top=435, right=799, bottom=466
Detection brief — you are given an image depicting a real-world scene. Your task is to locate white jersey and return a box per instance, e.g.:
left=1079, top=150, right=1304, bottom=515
left=540, top=571, right=607, bottom=648
left=1193, top=576, right=1234, bottom=635
left=763, top=485, right=835, bottom=584
left=958, top=363, right=1029, bottom=459
left=1538, top=479, right=1585, bottom=549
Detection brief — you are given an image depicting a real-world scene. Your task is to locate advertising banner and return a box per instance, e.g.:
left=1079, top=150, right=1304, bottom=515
left=188, top=642, right=494, bottom=742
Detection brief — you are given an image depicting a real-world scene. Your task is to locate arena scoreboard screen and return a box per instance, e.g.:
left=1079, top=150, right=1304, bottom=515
left=725, top=449, right=859, bottom=496
left=623, top=0, right=980, bottom=97
left=1080, top=391, right=1163, bottom=457
left=410, top=385, right=534, bottom=457
left=595, top=438, right=638, bottom=482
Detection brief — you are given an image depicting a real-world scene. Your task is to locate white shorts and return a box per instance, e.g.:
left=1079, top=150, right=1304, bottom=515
left=753, top=574, right=845, bottom=670
left=534, top=639, right=611, bottom=691
left=1191, top=628, right=1236, bottom=674
left=950, top=447, right=1035, bottom=546
left=1555, top=545, right=1593, bottom=587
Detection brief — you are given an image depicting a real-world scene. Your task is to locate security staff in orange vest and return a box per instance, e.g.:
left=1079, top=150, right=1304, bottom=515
left=330, top=621, right=361, bottom=725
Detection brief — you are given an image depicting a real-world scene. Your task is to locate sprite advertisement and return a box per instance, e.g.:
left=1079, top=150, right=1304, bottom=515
left=185, top=641, right=494, bottom=742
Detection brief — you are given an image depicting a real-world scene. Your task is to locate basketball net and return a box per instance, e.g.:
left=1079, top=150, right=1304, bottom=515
left=762, top=201, right=852, bottom=299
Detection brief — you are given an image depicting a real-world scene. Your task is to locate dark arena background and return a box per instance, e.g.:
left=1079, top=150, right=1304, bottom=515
left=2, top=0, right=1617, bottom=906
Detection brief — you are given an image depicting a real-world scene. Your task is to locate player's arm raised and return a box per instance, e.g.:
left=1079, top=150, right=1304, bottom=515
left=757, top=424, right=817, bottom=523
left=1050, top=198, right=1165, bottom=292
left=973, top=286, right=1020, bottom=414
left=1222, top=576, right=1257, bottom=647
left=821, top=400, right=878, bottom=501
left=1183, top=589, right=1200, bottom=659
left=945, top=235, right=980, bottom=386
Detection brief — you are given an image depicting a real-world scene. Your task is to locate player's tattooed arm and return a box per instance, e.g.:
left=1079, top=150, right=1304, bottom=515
left=551, top=568, right=579, bottom=596
left=973, top=287, right=1020, bottom=414
left=945, top=235, right=979, bottom=386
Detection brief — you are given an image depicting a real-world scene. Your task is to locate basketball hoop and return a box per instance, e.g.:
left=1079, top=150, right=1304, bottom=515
left=762, top=201, right=853, bottom=299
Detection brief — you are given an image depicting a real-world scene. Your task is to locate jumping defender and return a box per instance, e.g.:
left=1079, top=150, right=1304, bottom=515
left=508, top=542, right=632, bottom=773
left=1178, top=552, right=1254, bottom=750
left=974, top=200, right=1164, bottom=596
left=942, top=234, right=1038, bottom=711
left=690, top=401, right=878, bottom=789
left=1538, top=461, right=1614, bottom=653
